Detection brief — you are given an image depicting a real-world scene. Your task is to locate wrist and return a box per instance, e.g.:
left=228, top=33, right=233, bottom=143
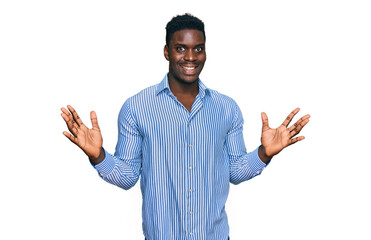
left=89, top=147, right=105, bottom=165
left=258, top=145, right=272, bottom=164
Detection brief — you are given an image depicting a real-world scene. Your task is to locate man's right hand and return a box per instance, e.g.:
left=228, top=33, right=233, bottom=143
left=61, top=105, right=104, bottom=164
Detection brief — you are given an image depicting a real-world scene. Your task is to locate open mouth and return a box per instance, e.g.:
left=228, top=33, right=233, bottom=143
left=181, top=64, right=198, bottom=75
left=182, top=66, right=197, bottom=70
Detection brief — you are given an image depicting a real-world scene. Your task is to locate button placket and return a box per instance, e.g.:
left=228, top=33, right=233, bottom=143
left=186, top=119, right=194, bottom=236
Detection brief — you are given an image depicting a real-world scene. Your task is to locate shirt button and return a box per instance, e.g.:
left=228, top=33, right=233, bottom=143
left=100, top=173, right=103, bottom=177
left=189, top=189, right=192, bottom=192
left=189, top=211, right=192, bottom=214
left=190, top=232, right=193, bottom=235
left=189, top=144, right=192, bottom=147
left=189, top=166, right=192, bottom=170
left=256, top=171, right=260, bottom=174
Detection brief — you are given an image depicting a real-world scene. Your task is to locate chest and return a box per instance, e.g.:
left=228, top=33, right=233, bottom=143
left=136, top=96, right=232, bottom=145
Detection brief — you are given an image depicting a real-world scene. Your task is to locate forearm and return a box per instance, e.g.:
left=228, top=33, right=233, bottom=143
left=93, top=148, right=141, bottom=190
left=230, top=146, right=267, bottom=185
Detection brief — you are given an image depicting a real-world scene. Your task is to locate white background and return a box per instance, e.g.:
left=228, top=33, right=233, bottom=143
left=1, top=0, right=370, bottom=239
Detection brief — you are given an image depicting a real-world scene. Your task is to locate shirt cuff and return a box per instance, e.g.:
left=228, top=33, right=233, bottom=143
left=249, top=146, right=267, bottom=176
left=93, top=148, right=115, bottom=178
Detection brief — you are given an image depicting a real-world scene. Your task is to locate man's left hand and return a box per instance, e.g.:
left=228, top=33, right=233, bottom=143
left=260, top=108, right=310, bottom=159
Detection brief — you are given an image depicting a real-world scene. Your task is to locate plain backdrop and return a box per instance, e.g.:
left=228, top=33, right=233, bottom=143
left=1, top=0, right=370, bottom=239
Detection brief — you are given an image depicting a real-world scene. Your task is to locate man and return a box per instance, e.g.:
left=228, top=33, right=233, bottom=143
left=61, top=14, right=310, bottom=240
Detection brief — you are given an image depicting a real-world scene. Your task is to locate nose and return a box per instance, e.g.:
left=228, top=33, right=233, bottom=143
left=184, top=49, right=196, bottom=62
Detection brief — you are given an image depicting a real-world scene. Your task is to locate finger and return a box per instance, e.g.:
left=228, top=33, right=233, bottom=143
left=61, top=112, right=80, bottom=135
left=90, top=111, right=100, bottom=130
left=289, top=117, right=310, bottom=138
left=289, top=136, right=305, bottom=146
left=282, top=108, right=300, bottom=127
left=63, top=131, right=78, bottom=144
left=61, top=107, right=70, bottom=117
left=261, top=112, right=270, bottom=131
left=288, top=114, right=310, bottom=131
left=67, top=105, right=84, bottom=126
left=61, top=107, right=74, bottom=125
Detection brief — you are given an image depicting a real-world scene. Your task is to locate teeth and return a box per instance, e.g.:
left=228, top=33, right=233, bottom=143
left=183, top=66, right=195, bottom=70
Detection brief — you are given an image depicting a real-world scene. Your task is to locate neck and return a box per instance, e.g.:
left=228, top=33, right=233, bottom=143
left=168, top=75, right=199, bottom=98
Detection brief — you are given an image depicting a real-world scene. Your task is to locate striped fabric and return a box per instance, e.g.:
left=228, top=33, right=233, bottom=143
left=94, top=74, right=267, bottom=240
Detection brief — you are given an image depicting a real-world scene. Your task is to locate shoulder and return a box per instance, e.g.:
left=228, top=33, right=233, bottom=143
left=206, top=89, right=245, bottom=128
left=203, top=88, right=243, bottom=125
left=207, top=88, right=240, bottom=109
left=119, top=82, right=161, bottom=114
left=126, top=84, right=158, bottom=105
left=118, top=82, right=162, bottom=122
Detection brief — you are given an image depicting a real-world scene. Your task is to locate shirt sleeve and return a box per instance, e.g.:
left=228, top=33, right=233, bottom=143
left=226, top=101, right=267, bottom=185
left=93, top=99, right=142, bottom=190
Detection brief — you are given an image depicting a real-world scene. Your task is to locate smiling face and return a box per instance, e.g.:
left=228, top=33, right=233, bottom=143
left=164, top=29, right=206, bottom=85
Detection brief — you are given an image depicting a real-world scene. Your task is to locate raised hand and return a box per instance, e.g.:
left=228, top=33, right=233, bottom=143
left=261, top=108, right=310, bottom=158
left=61, top=105, right=103, bottom=159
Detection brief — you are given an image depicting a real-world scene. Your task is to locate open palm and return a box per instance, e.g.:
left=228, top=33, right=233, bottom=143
left=61, top=105, right=103, bottom=159
left=261, top=108, right=310, bottom=157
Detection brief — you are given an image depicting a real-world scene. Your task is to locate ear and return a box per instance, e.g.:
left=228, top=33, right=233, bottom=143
left=164, top=45, right=169, bottom=61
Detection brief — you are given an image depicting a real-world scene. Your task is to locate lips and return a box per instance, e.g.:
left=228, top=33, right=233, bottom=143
left=183, top=66, right=196, bottom=70
left=180, top=64, right=198, bottom=75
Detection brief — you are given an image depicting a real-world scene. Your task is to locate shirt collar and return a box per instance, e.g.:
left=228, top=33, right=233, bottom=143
left=155, top=73, right=210, bottom=98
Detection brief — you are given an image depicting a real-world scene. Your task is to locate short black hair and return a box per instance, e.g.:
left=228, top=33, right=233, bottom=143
left=165, top=13, right=205, bottom=46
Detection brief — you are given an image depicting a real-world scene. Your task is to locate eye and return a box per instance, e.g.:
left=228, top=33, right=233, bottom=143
left=176, top=47, right=185, bottom=52
left=195, top=47, right=203, bottom=53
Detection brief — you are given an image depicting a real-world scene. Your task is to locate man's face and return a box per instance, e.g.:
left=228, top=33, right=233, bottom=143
left=164, top=29, right=206, bottom=84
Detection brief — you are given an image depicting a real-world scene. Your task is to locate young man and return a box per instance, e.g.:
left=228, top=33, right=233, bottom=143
left=61, top=14, right=310, bottom=240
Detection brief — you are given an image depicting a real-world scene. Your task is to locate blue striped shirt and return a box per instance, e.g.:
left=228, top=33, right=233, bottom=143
left=94, top=74, right=267, bottom=240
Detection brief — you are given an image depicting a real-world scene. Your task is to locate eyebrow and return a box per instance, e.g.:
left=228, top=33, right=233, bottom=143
left=175, top=43, right=205, bottom=47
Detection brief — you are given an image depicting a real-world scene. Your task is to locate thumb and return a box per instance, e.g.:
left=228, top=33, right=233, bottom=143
left=90, top=111, right=100, bottom=130
left=261, top=112, right=270, bottom=131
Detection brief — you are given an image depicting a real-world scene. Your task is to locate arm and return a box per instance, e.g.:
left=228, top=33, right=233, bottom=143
left=227, top=104, right=310, bottom=185
left=227, top=102, right=267, bottom=185
left=93, top=101, right=143, bottom=190
left=61, top=102, right=142, bottom=190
